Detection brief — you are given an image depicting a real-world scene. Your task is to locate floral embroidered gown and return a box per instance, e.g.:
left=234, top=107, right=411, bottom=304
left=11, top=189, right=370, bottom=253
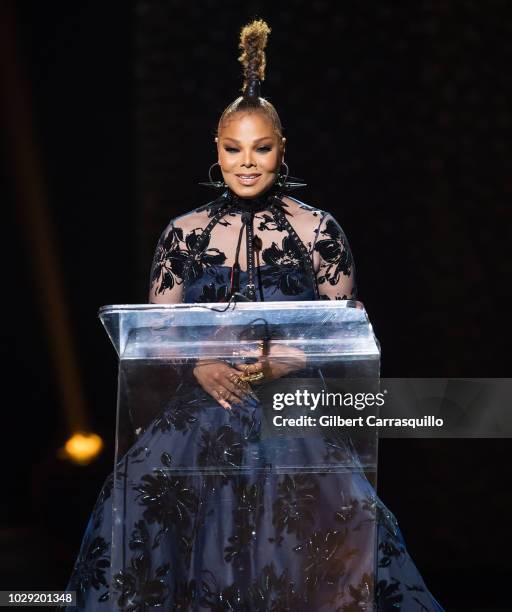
left=67, top=188, right=444, bottom=611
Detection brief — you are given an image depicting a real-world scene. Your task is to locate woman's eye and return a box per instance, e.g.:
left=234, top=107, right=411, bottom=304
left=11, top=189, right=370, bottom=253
left=224, top=147, right=239, bottom=153
left=257, top=146, right=272, bottom=153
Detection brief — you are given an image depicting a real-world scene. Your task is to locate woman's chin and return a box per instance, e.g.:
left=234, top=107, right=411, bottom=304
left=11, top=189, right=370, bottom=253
left=227, top=180, right=275, bottom=199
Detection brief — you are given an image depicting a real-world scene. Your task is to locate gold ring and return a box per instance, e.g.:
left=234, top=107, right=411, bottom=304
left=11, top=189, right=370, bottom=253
left=240, top=372, right=265, bottom=383
left=228, top=373, right=244, bottom=387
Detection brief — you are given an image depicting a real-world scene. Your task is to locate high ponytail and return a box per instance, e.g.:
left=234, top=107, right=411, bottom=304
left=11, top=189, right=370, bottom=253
left=238, top=19, right=271, bottom=98
left=218, top=19, right=282, bottom=137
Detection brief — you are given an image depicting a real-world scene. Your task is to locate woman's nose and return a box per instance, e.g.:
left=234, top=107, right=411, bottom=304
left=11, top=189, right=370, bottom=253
left=241, top=150, right=255, bottom=167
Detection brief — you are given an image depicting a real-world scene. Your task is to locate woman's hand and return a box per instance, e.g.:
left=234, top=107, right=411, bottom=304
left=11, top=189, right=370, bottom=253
left=193, top=359, right=255, bottom=410
left=235, top=344, right=307, bottom=383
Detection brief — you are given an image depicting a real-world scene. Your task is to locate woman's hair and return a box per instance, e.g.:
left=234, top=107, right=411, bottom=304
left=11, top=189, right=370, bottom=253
left=217, top=19, right=283, bottom=137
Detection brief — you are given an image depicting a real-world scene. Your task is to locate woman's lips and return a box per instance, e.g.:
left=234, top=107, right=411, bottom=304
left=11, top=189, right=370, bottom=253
left=235, top=173, right=262, bottom=186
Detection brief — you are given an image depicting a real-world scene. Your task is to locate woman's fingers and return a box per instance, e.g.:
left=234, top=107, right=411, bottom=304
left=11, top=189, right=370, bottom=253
left=223, top=375, right=251, bottom=402
left=212, top=376, right=248, bottom=409
left=199, top=362, right=261, bottom=409
left=212, top=387, right=232, bottom=411
left=229, top=371, right=261, bottom=400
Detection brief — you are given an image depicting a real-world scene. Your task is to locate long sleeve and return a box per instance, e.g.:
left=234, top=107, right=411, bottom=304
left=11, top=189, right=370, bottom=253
left=148, top=221, right=186, bottom=304
left=312, top=212, right=357, bottom=300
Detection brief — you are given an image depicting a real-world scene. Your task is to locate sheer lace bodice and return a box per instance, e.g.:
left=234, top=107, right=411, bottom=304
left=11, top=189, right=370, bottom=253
left=149, top=190, right=357, bottom=304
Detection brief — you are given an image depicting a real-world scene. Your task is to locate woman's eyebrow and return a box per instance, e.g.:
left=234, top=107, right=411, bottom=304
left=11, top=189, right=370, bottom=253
left=220, top=136, right=274, bottom=144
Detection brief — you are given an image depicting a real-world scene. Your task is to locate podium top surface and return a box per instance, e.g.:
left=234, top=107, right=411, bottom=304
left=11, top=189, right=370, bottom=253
left=99, top=300, right=380, bottom=360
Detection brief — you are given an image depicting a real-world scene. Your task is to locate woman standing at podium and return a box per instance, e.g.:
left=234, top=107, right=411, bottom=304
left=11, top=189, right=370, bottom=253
left=67, top=20, right=443, bottom=611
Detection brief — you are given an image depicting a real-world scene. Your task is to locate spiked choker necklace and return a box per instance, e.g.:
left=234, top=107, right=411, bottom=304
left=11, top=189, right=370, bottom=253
left=225, top=184, right=283, bottom=213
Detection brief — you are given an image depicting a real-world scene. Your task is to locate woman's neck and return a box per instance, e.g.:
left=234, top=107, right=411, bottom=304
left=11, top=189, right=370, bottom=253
left=226, top=182, right=281, bottom=212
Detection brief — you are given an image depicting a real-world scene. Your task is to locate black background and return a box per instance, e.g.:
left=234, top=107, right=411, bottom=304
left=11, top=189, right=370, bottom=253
left=2, top=1, right=511, bottom=609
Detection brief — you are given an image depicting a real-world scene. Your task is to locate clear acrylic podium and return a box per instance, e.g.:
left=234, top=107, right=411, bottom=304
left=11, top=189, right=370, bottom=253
left=100, top=300, right=381, bottom=610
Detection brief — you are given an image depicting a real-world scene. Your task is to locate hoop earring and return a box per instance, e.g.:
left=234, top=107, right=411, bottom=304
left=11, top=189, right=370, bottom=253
left=198, top=162, right=226, bottom=189
left=278, top=161, right=289, bottom=186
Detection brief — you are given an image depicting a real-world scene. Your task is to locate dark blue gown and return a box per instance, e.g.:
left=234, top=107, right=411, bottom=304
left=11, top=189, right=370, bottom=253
left=67, top=189, right=444, bottom=611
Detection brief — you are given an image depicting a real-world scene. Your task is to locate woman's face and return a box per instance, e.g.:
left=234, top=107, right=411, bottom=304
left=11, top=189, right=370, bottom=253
left=216, top=111, right=285, bottom=198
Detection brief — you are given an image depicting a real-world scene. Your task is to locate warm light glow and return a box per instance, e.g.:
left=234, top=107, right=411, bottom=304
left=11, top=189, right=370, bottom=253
left=60, top=432, right=104, bottom=465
